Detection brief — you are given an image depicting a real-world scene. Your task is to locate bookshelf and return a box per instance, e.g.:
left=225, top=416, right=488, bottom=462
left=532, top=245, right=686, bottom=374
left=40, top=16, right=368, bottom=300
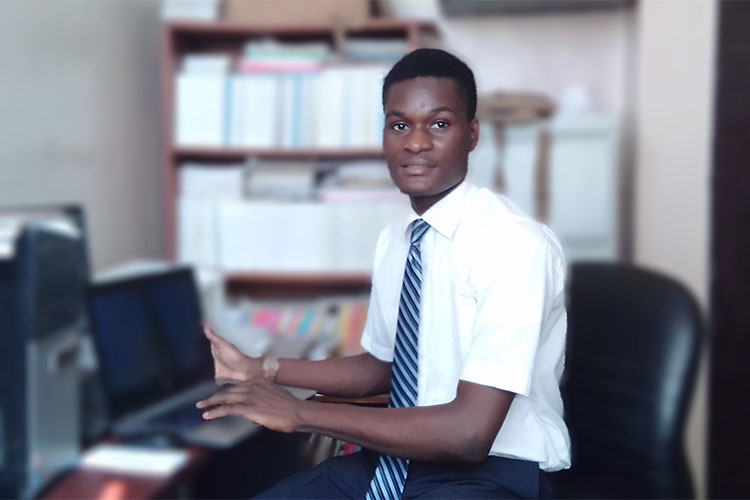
left=160, top=19, right=437, bottom=296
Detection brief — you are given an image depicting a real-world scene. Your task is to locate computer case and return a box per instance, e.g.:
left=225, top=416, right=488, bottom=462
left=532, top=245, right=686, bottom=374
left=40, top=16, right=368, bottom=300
left=0, top=208, right=88, bottom=498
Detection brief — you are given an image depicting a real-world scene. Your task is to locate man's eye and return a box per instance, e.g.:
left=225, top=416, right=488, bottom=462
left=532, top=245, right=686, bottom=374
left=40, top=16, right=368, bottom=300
left=391, top=123, right=407, bottom=132
left=432, top=120, right=449, bottom=129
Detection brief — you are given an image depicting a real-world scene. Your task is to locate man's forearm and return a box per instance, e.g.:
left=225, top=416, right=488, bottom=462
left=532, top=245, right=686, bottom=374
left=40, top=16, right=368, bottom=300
left=296, top=401, right=470, bottom=461
left=274, top=353, right=392, bottom=398
left=294, top=381, right=513, bottom=463
left=198, top=379, right=512, bottom=462
left=294, top=400, right=497, bottom=462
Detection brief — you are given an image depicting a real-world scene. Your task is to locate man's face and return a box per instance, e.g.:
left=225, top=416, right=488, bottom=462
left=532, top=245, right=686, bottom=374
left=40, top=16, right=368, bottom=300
left=383, top=76, right=479, bottom=214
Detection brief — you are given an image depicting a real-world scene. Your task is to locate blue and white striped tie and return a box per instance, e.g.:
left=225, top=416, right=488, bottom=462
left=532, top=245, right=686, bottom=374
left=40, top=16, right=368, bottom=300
left=365, top=218, right=430, bottom=500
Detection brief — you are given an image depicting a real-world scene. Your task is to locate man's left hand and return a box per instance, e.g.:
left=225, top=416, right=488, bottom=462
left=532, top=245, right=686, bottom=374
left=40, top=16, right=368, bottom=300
left=196, top=378, right=303, bottom=434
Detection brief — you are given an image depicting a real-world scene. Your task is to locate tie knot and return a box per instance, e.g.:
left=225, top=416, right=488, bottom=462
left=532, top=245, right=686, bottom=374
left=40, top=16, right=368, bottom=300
left=410, top=219, right=430, bottom=246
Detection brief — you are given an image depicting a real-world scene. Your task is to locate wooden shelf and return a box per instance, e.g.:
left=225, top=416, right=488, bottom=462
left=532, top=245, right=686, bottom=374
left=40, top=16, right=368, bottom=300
left=174, top=146, right=384, bottom=161
left=225, top=272, right=371, bottom=298
left=165, top=19, right=438, bottom=37
left=227, top=272, right=371, bottom=287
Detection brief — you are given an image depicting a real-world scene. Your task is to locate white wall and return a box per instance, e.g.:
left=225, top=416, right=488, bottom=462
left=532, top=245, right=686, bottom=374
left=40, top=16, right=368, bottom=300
left=634, top=0, right=717, bottom=496
left=437, top=9, right=634, bottom=116
left=0, top=1, right=165, bottom=271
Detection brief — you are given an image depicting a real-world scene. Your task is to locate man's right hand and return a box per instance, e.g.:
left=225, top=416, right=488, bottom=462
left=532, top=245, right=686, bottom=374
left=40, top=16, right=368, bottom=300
left=202, top=323, right=261, bottom=383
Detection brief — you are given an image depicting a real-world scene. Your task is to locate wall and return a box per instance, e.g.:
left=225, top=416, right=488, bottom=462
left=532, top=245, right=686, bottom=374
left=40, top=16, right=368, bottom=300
left=634, top=0, right=717, bottom=496
left=0, top=1, right=165, bottom=271
left=437, top=9, right=635, bottom=116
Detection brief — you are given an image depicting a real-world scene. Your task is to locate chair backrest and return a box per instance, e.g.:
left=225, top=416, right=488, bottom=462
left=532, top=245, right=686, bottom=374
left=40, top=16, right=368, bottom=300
left=558, top=263, right=702, bottom=499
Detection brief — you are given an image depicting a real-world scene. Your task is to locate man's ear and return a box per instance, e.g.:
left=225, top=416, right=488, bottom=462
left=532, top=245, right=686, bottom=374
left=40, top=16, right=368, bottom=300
left=468, top=119, right=480, bottom=152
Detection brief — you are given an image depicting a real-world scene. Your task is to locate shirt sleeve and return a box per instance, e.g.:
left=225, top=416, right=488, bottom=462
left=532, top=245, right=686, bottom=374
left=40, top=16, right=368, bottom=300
left=360, top=227, right=395, bottom=362
left=460, top=226, right=557, bottom=396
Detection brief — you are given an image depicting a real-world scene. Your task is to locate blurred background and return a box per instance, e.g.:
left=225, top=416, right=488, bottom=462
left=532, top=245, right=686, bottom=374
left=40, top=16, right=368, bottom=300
left=1, top=0, right=747, bottom=499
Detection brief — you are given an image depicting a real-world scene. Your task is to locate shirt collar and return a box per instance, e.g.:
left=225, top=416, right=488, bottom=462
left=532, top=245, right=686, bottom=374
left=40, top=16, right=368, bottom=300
left=403, top=179, right=470, bottom=241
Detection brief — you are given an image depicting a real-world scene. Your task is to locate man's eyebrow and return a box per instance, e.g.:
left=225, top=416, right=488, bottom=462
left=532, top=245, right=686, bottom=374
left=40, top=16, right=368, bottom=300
left=385, top=107, right=458, bottom=118
left=431, top=106, right=457, bottom=115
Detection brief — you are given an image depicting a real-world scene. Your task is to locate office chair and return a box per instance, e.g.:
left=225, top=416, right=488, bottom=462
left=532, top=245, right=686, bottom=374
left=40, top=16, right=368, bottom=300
left=552, top=262, right=703, bottom=499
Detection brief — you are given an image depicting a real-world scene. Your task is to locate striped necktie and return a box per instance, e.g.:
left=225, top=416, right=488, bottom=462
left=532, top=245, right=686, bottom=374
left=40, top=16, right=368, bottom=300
left=365, top=218, right=430, bottom=500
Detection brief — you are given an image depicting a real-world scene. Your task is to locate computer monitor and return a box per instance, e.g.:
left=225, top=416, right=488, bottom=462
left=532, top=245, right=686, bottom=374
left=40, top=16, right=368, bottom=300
left=86, top=268, right=212, bottom=422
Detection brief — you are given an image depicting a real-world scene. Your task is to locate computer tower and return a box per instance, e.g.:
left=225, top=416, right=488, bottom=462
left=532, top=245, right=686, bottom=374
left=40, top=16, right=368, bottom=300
left=0, top=208, right=88, bottom=498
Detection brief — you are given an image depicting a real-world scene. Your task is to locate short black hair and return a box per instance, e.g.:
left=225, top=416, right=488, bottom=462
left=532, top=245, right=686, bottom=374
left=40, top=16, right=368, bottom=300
left=382, top=48, right=477, bottom=121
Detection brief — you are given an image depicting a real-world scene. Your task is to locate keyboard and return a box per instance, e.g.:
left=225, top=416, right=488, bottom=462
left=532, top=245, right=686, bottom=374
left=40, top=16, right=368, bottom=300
left=149, top=400, right=205, bottom=428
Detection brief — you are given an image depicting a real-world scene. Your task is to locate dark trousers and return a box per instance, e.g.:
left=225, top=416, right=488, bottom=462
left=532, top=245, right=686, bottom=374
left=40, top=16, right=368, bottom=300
left=256, top=449, right=551, bottom=499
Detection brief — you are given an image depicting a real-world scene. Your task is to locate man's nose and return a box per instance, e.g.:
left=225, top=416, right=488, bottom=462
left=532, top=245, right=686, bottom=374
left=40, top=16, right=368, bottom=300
left=405, top=128, right=433, bottom=153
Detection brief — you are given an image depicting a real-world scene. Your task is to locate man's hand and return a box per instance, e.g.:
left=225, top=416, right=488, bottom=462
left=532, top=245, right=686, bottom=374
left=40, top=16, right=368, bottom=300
left=202, top=323, right=260, bottom=383
left=196, top=378, right=302, bottom=434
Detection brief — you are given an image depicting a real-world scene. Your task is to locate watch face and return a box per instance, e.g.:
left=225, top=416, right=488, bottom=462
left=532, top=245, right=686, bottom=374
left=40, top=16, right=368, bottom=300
left=263, top=356, right=279, bottom=381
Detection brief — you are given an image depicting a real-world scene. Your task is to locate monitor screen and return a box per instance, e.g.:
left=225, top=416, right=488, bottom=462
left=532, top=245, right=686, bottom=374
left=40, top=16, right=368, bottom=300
left=87, top=268, right=212, bottom=420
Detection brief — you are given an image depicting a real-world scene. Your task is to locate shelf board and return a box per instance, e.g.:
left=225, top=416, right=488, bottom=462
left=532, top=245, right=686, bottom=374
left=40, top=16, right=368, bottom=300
left=226, top=272, right=371, bottom=286
left=225, top=271, right=372, bottom=298
left=173, top=146, right=384, bottom=160
left=165, top=19, right=437, bottom=37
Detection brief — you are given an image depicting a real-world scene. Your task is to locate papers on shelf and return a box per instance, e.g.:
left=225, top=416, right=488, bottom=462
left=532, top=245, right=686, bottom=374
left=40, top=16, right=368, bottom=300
left=215, top=199, right=407, bottom=273
left=245, top=160, right=318, bottom=200
left=179, top=163, right=247, bottom=199
left=161, top=0, right=220, bottom=21
left=182, top=54, right=233, bottom=74
left=174, top=53, right=389, bottom=149
left=175, top=159, right=409, bottom=273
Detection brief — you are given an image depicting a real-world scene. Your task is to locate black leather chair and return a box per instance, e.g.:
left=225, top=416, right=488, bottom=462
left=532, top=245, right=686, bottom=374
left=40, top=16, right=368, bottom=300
left=552, top=263, right=703, bottom=499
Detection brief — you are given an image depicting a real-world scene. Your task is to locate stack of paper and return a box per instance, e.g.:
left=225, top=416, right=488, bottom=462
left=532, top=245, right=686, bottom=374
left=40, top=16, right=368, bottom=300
left=179, top=163, right=247, bottom=198
left=344, top=38, right=408, bottom=62
left=161, top=0, right=220, bottom=21
left=318, top=161, right=402, bottom=202
left=245, top=160, right=318, bottom=199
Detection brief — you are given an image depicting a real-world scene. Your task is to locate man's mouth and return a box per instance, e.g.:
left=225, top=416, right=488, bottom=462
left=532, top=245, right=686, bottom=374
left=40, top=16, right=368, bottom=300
left=401, top=164, right=435, bottom=175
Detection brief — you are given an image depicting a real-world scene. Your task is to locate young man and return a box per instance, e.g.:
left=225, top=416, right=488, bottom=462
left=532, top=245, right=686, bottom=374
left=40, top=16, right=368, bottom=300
left=197, top=48, right=570, bottom=498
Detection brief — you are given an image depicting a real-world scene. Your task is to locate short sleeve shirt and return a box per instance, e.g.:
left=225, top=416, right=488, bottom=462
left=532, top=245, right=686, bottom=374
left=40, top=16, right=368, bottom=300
left=360, top=180, right=571, bottom=471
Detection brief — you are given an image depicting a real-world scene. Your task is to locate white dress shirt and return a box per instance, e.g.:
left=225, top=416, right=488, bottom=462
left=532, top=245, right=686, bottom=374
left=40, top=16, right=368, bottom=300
left=360, top=180, right=571, bottom=471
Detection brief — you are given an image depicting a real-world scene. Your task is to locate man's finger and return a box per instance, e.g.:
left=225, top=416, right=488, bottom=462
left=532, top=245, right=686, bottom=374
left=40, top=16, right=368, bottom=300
left=202, top=323, right=235, bottom=349
left=202, top=404, right=249, bottom=421
left=196, top=389, right=250, bottom=409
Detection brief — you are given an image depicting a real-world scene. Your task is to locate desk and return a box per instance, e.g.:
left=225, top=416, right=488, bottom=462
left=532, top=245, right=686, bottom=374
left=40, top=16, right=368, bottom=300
left=40, top=430, right=312, bottom=500
left=42, top=446, right=206, bottom=500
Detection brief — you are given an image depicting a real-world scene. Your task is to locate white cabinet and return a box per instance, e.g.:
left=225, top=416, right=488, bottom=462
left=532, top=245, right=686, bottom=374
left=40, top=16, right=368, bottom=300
left=469, top=113, right=619, bottom=261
